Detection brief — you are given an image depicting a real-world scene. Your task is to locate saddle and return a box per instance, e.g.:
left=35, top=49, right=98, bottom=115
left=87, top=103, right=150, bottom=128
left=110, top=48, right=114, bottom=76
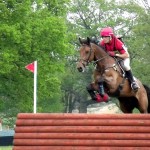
left=114, top=57, right=126, bottom=78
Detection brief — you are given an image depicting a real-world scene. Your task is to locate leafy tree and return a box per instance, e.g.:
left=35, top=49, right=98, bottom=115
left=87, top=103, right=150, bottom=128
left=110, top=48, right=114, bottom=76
left=1, top=0, right=150, bottom=128
left=0, top=0, right=73, bottom=128
left=65, top=0, right=150, bottom=112
left=118, top=0, right=150, bottom=85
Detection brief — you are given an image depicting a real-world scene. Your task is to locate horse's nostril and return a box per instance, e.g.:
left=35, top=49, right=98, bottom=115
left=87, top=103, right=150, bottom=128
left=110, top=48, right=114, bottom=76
left=77, top=67, right=83, bottom=72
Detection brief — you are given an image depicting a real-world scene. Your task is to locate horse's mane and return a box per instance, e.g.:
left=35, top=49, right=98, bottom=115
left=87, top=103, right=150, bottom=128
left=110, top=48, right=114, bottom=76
left=91, top=42, right=108, bottom=56
left=91, top=41, right=105, bottom=50
left=79, top=37, right=107, bottom=53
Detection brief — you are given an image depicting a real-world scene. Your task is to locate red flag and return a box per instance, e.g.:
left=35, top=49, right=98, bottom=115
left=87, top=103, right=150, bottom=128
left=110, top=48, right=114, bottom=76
left=25, top=62, right=34, bottom=73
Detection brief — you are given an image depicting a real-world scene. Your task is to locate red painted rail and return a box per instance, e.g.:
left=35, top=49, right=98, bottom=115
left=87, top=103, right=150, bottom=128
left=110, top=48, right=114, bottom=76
left=13, top=113, right=150, bottom=150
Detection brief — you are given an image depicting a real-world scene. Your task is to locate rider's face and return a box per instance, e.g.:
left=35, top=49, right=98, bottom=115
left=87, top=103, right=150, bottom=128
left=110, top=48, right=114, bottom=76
left=102, top=36, right=111, bottom=43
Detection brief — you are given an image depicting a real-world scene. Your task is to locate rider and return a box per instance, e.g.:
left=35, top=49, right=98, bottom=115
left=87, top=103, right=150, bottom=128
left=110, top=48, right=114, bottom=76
left=99, top=27, right=139, bottom=93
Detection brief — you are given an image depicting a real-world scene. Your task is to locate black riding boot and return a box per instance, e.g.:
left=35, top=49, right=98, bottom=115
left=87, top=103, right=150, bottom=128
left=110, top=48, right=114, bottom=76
left=126, top=70, right=139, bottom=91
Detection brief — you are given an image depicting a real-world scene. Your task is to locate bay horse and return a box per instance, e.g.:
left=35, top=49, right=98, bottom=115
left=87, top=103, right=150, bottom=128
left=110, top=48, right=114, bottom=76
left=77, top=37, right=150, bottom=113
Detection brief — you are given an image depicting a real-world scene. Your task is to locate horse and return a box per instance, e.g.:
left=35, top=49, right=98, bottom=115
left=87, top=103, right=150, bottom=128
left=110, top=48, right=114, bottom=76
left=76, top=37, right=150, bottom=113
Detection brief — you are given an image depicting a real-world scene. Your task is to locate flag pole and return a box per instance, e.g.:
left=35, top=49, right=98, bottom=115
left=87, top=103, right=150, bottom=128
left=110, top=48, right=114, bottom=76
left=34, top=60, right=37, bottom=113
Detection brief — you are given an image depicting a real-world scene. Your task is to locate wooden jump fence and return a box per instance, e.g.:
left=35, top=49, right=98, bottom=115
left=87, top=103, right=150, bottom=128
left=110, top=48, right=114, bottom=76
left=13, top=113, right=150, bottom=150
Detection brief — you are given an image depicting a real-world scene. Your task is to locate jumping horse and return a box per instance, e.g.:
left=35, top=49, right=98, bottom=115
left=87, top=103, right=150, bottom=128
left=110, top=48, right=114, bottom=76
left=77, top=37, right=150, bottom=113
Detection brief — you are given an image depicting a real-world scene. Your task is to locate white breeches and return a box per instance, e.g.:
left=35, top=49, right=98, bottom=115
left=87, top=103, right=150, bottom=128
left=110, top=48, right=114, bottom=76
left=123, top=58, right=131, bottom=71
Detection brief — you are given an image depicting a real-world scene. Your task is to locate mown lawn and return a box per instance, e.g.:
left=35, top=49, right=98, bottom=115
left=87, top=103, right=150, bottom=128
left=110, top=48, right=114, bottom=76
left=0, top=146, right=12, bottom=150
left=133, top=108, right=140, bottom=113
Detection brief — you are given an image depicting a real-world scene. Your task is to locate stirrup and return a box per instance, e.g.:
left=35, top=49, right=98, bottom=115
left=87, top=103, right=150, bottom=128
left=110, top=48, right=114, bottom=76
left=131, top=82, right=139, bottom=91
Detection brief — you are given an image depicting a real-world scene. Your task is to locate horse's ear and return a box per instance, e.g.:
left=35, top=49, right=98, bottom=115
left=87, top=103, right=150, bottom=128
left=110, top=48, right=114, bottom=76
left=87, top=37, right=91, bottom=45
left=79, top=37, right=82, bottom=44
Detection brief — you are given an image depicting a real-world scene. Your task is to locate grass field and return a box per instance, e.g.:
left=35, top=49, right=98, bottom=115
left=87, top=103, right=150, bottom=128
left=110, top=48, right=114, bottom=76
left=0, top=146, right=12, bottom=150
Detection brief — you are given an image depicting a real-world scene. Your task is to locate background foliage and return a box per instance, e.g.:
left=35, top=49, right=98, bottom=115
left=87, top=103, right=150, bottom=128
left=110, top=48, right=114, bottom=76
left=0, top=0, right=149, bottom=128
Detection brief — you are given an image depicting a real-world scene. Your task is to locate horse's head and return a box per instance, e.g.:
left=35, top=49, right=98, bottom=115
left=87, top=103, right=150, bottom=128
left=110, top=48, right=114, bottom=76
left=77, top=37, right=94, bottom=72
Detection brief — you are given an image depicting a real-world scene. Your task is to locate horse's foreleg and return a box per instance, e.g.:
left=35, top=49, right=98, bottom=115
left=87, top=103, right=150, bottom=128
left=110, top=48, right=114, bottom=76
left=86, top=83, right=98, bottom=100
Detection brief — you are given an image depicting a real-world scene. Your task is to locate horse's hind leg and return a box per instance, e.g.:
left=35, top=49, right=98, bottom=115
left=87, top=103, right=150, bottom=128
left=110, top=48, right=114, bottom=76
left=136, top=87, right=148, bottom=113
left=118, top=97, right=134, bottom=113
left=137, top=96, right=148, bottom=113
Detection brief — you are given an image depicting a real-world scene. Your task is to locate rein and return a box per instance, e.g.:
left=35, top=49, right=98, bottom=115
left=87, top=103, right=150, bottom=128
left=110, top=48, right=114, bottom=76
left=79, top=44, right=121, bottom=75
left=93, top=55, right=108, bottom=65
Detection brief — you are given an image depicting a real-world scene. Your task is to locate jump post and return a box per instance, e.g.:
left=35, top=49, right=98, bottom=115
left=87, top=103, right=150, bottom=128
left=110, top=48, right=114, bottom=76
left=13, top=113, right=150, bottom=150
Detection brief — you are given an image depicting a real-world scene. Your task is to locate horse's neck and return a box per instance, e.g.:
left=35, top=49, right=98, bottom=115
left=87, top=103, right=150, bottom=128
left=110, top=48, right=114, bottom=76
left=92, top=44, right=115, bottom=68
left=92, top=44, right=106, bottom=57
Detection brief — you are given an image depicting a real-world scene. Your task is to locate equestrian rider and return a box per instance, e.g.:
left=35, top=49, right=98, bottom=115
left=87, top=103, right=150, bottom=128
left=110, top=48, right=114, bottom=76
left=99, top=27, right=139, bottom=93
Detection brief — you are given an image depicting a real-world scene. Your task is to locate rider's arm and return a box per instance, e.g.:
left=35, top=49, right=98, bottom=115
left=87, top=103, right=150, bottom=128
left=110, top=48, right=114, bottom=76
left=116, top=40, right=130, bottom=59
left=116, top=52, right=129, bottom=59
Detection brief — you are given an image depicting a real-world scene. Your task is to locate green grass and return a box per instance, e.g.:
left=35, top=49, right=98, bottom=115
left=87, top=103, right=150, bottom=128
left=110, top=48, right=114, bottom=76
left=0, top=146, right=12, bottom=150
left=133, top=108, right=140, bottom=113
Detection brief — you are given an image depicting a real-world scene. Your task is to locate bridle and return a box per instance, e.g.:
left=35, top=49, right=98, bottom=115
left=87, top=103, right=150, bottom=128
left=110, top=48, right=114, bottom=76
left=79, top=44, right=92, bottom=66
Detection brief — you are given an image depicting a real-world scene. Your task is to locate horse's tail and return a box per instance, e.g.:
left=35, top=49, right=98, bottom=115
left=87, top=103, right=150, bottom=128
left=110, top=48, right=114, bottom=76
left=143, top=84, right=150, bottom=113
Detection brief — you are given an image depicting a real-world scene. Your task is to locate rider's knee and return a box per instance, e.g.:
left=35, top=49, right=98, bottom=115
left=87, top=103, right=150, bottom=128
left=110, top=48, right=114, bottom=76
left=124, top=65, right=131, bottom=71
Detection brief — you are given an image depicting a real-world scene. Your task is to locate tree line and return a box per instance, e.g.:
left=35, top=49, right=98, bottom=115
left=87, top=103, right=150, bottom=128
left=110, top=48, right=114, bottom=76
left=0, top=0, right=149, bottom=128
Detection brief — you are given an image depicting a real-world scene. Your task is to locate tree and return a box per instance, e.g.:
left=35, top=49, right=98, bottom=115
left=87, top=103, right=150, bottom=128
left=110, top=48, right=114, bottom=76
left=65, top=0, right=150, bottom=112
left=0, top=0, right=73, bottom=128
left=118, top=0, right=150, bottom=84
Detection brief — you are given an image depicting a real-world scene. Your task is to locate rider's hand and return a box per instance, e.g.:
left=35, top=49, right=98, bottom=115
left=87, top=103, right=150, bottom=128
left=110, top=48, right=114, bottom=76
left=107, top=51, right=115, bottom=57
